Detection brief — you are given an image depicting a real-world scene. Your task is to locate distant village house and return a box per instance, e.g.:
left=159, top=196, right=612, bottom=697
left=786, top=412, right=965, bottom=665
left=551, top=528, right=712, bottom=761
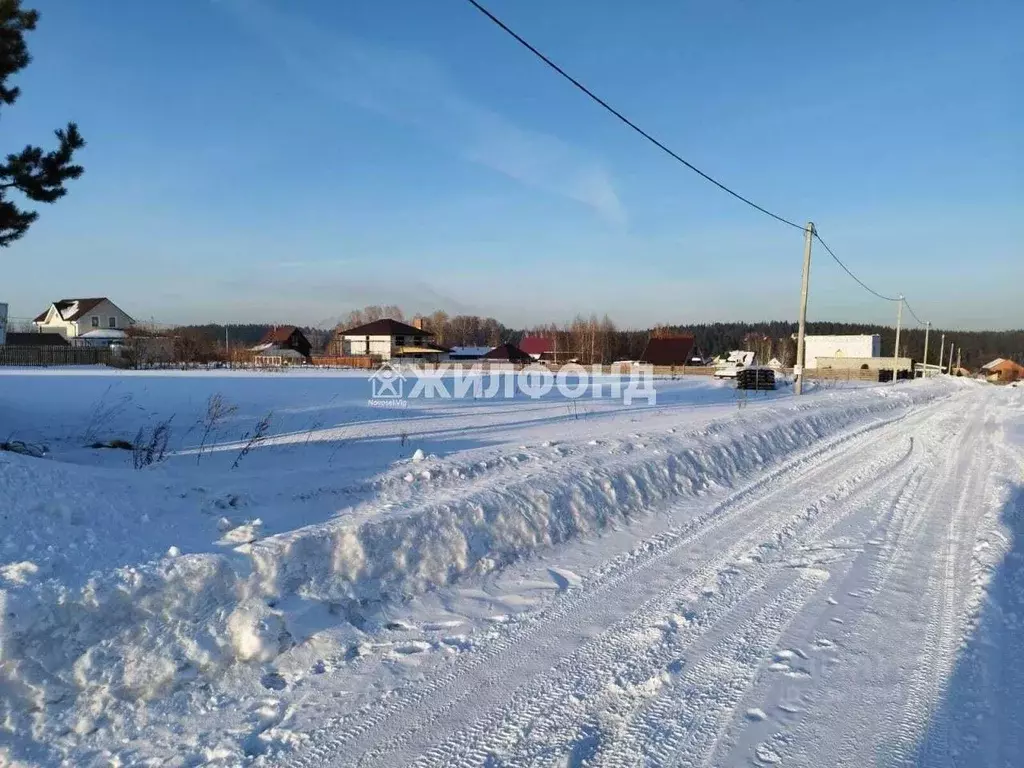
left=981, top=358, right=1023, bottom=383
left=483, top=343, right=532, bottom=363
left=33, top=297, right=134, bottom=347
left=330, top=318, right=449, bottom=362
left=250, top=325, right=312, bottom=365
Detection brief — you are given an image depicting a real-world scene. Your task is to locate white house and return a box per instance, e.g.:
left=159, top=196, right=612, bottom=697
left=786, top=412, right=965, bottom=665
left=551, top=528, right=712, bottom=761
left=33, top=298, right=134, bottom=345
left=802, top=334, right=881, bottom=370
left=333, top=318, right=449, bottom=361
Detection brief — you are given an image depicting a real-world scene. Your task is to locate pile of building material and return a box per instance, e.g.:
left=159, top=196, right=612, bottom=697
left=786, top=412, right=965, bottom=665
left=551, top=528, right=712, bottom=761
left=736, top=367, right=776, bottom=390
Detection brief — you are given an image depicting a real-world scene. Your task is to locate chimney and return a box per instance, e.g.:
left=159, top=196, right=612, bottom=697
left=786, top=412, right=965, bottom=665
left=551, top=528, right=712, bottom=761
left=412, top=317, right=425, bottom=330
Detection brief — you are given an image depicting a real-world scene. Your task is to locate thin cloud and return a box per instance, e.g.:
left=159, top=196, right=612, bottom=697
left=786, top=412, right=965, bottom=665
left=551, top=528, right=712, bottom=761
left=220, top=0, right=625, bottom=224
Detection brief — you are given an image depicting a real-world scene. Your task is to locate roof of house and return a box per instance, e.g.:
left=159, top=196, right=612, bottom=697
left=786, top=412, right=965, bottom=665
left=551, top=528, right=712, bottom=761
left=33, top=298, right=109, bottom=323
left=519, top=336, right=553, bottom=356
left=983, top=358, right=1023, bottom=373
left=260, top=325, right=304, bottom=345
left=393, top=342, right=451, bottom=356
left=639, top=335, right=696, bottom=366
left=80, top=329, right=127, bottom=339
left=483, top=342, right=533, bottom=362
left=449, top=346, right=494, bottom=358
left=338, top=318, right=433, bottom=337
left=3, top=332, right=69, bottom=347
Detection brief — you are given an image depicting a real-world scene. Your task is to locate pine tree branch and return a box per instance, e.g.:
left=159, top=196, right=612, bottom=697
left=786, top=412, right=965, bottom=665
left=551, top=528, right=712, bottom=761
left=0, top=0, right=38, bottom=108
left=0, top=121, right=85, bottom=246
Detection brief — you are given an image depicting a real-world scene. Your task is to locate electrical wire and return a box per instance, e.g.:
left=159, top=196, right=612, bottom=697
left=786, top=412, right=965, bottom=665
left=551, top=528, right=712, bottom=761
left=902, top=297, right=927, bottom=326
left=811, top=231, right=901, bottom=303
left=461, top=0, right=805, bottom=231
left=462, top=0, right=935, bottom=318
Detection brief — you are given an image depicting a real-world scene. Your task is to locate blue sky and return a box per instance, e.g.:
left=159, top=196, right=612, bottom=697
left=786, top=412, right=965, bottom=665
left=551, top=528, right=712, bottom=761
left=4, top=0, right=1021, bottom=329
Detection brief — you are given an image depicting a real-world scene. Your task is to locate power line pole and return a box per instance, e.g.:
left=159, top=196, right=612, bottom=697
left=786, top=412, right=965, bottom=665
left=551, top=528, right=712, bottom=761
left=922, top=321, right=931, bottom=378
left=892, top=296, right=903, bottom=385
left=956, top=347, right=962, bottom=375
left=938, top=333, right=946, bottom=374
left=794, top=221, right=815, bottom=396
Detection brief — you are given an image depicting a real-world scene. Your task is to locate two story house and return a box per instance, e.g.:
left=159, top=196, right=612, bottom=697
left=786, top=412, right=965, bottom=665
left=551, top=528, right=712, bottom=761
left=33, top=298, right=134, bottom=345
left=332, top=318, right=448, bottom=361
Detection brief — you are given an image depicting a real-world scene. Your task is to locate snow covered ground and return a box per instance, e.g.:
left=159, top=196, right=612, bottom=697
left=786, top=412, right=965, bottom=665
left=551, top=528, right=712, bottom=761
left=0, top=368, right=1020, bottom=766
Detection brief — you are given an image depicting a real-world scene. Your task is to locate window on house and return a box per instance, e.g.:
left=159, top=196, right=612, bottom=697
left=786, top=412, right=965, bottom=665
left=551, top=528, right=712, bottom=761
left=108, top=317, right=116, bottom=328
left=91, top=316, right=99, bottom=328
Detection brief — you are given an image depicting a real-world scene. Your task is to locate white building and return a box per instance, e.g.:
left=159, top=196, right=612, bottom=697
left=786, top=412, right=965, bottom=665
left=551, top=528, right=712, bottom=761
left=803, top=334, right=881, bottom=370
left=32, top=298, right=134, bottom=344
left=333, top=318, right=448, bottom=361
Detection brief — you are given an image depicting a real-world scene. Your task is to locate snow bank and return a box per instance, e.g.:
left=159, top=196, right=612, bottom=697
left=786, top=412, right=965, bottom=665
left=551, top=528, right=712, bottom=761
left=0, top=380, right=957, bottom=744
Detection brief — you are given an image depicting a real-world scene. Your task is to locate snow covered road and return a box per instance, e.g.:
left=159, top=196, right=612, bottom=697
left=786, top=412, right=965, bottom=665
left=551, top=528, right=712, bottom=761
left=1, top=371, right=1021, bottom=766
left=281, top=385, right=1021, bottom=768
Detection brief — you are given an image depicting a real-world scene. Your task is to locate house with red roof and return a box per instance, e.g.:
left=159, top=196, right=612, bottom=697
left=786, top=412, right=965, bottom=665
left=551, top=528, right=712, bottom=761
left=250, top=325, right=312, bottom=362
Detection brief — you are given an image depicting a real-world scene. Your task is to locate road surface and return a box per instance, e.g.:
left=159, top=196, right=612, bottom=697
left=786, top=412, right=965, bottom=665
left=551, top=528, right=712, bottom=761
left=283, top=385, right=1022, bottom=767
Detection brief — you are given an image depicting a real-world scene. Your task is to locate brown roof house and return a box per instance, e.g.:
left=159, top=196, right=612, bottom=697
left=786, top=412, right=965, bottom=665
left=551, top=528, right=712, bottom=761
left=33, top=297, right=134, bottom=346
left=639, top=334, right=696, bottom=367
left=332, top=318, right=449, bottom=361
left=251, top=325, right=312, bottom=363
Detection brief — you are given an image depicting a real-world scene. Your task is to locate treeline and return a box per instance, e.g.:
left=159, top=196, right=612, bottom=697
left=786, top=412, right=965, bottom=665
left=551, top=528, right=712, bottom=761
left=159, top=309, right=1023, bottom=369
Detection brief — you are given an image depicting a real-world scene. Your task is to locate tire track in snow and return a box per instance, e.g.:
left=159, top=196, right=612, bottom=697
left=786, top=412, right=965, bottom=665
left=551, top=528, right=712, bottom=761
left=909, top=407, right=997, bottom=767
left=767, top=393, right=993, bottom=767
left=705, top=393, right=988, bottom=767
left=597, top=436, right=925, bottom=768
left=883, top=401, right=992, bottom=766
left=700, top=437, right=936, bottom=768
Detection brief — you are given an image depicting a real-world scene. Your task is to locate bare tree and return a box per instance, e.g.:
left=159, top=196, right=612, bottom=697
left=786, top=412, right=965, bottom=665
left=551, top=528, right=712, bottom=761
left=776, top=335, right=796, bottom=367
left=743, top=333, right=773, bottom=365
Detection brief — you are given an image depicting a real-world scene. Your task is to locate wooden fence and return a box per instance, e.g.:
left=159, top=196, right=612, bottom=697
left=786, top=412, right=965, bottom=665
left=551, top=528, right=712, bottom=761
left=311, top=355, right=383, bottom=369
left=0, top=345, right=110, bottom=367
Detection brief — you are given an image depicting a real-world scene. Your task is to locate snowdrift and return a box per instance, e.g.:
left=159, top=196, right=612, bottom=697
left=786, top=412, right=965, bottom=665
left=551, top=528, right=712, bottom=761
left=0, top=380, right=955, bottom=743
